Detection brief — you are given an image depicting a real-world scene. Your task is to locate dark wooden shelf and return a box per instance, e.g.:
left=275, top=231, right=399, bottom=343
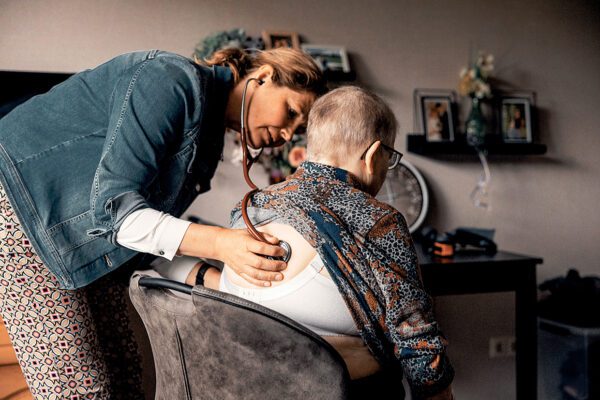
left=406, top=134, right=547, bottom=156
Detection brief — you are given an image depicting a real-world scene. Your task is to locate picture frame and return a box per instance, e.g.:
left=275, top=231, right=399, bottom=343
left=420, top=96, right=456, bottom=142
left=500, top=97, right=532, bottom=143
left=300, top=45, right=351, bottom=73
left=412, top=89, right=458, bottom=138
left=262, top=31, right=300, bottom=50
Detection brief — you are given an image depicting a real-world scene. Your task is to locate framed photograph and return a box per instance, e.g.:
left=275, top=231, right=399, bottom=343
left=412, top=89, right=458, bottom=136
left=420, top=96, right=455, bottom=142
left=301, top=45, right=351, bottom=73
left=262, top=31, right=300, bottom=49
left=500, top=98, right=532, bottom=142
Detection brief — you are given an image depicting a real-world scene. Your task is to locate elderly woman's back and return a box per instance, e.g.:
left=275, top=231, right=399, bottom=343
left=219, top=218, right=382, bottom=379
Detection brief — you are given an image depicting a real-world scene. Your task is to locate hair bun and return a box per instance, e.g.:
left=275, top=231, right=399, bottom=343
left=203, top=47, right=252, bottom=82
left=200, top=47, right=326, bottom=96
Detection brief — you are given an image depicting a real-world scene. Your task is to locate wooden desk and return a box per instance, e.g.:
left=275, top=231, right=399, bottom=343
left=417, top=247, right=543, bottom=400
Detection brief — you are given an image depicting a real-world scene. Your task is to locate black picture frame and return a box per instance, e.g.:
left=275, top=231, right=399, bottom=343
left=413, top=89, right=458, bottom=140
left=420, top=96, right=455, bottom=142
left=300, top=45, right=351, bottom=73
left=500, top=97, right=532, bottom=143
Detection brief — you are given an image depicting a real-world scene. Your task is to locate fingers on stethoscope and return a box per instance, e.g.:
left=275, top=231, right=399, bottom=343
left=248, top=252, right=286, bottom=272
left=247, top=240, right=285, bottom=259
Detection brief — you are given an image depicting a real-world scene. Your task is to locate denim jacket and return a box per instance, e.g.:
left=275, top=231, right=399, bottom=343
left=0, top=50, right=233, bottom=289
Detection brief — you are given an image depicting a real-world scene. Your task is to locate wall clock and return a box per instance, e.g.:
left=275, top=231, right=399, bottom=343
left=376, top=159, right=429, bottom=233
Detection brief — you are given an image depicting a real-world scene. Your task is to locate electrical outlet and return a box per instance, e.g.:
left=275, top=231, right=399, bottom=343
left=506, top=336, right=516, bottom=356
left=489, top=336, right=516, bottom=358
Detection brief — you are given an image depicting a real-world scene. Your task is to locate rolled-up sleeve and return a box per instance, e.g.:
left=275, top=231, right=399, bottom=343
left=87, top=57, right=198, bottom=244
left=365, top=211, right=454, bottom=399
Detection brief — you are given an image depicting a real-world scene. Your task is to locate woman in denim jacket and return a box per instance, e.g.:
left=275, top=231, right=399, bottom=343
left=0, top=47, right=326, bottom=399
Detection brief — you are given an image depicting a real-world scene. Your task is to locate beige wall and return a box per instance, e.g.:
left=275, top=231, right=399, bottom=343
left=2, top=0, right=599, bottom=398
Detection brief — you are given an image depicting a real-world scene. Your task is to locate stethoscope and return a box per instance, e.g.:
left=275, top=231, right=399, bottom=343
left=239, top=77, right=292, bottom=263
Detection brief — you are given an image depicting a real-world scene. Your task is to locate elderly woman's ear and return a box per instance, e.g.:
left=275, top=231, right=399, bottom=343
left=362, top=140, right=382, bottom=176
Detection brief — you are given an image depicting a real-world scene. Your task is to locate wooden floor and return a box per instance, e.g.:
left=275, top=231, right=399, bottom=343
left=0, top=317, right=32, bottom=400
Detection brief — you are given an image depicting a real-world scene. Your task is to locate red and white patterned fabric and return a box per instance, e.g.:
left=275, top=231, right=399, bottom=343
left=0, top=183, right=144, bottom=399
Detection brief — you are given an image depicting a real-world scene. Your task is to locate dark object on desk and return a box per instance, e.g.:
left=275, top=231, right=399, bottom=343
left=452, top=228, right=497, bottom=254
left=417, top=226, right=453, bottom=256
left=538, top=269, right=600, bottom=327
left=433, top=234, right=455, bottom=257
left=416, top=226, right=497, bottom=256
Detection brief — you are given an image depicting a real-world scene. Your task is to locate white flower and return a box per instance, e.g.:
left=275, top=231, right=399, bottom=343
left=476, top=55, right=485, bottom=67
left=474, top=81, right=491, bottom=98
left=483, top=84, right=491, bottom=96
left=458, top=51, right=495, bottom=98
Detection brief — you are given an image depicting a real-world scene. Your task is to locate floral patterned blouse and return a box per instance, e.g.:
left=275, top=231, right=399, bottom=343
left=231, top=161, right=454, bottom=398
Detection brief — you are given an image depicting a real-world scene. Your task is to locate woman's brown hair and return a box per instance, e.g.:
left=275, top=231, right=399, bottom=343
left=198, top=47, right=327, bottom=96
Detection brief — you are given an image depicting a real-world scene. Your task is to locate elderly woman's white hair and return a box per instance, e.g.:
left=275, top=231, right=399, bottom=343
left=306, top=86, right=397, bottom=164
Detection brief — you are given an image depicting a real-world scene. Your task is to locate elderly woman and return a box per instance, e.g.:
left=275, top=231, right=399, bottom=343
left=155, top=86, right=454, bottom=399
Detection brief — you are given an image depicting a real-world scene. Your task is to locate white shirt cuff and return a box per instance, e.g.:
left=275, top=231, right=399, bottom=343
left=116, top=208, right=191, bottom=260
left=152, top=216, right=192, bottom=260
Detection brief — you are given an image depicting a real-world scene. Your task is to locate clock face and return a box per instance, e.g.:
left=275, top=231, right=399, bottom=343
left=376, top=159, right=429, bottom=233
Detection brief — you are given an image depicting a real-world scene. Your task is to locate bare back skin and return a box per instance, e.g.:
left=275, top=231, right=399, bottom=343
left=211, top=223, right=382, bottom=379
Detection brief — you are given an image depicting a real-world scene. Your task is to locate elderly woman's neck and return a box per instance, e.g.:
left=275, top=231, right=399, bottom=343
left=307, top=156, right=365, bottom=181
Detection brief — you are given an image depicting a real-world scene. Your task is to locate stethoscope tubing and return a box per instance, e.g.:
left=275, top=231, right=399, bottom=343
left=239, top=77, right=291, bottom=263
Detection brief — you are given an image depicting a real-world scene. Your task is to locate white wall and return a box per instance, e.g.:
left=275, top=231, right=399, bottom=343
left=2, top=1, right=599, bottom=398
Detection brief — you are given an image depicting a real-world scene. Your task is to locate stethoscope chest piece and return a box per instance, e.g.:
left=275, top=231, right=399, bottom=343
left=267, top=240, right=292, bottom=263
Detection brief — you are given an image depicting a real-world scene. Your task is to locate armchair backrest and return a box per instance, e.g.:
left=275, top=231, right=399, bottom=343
left=129, top=274, right=351, bottom=400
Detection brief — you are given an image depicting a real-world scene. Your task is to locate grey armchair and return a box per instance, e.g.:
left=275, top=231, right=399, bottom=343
left=129, top=274, right=353, bottom=400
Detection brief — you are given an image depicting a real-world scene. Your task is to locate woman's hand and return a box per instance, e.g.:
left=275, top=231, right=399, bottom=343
left=214, top=228, right=287, bottom=286
left=177, top=224, right=287, bottom=286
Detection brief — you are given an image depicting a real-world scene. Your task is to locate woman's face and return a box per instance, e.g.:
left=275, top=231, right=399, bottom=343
left=245, top=82, right=316, bottom=149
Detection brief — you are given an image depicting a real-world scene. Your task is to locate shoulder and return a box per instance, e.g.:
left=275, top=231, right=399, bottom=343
left=364, top=198, right=410, bottom=240
left=340, top=188, right=406, bottom=236
left=110, top=51, right=216, bottom=124
left=145, top=51, right=213, bottom=92
left=106, top=50, right=213, bottom=99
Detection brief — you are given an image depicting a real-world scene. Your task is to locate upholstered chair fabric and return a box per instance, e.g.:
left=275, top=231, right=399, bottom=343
left=129, top=274, right=352, bottom=400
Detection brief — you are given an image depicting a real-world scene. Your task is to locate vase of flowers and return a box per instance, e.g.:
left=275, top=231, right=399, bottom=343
left=459, top=52, right=494, bottom=147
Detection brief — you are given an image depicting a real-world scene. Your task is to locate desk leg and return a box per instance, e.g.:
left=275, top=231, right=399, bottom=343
left=515, top=263, right=537, bottom=400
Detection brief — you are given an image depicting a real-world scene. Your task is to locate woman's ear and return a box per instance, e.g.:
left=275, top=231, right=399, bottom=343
left=255, top=64, right=274, bottom=84
left=363, top=141, right=382, bottom=176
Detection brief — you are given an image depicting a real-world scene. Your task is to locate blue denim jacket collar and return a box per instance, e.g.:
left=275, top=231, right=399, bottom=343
left=212, top=65, right=234, bottom=114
